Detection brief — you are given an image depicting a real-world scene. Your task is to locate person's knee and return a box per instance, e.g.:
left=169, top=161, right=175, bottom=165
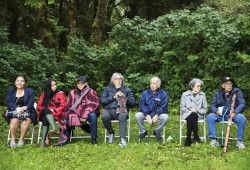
left=235, top=114, right=246, bottom=124
left=89, top=112, right=97, bottom=120
left=159, top=114, right=169, bottom=123
left=10, top=118, right=19, bottom=124
left=118, top=113, right=127, bottom=121
left=206, top=113, right=215, bottom=122
left=101, top=111, right=110, bottom=121
left=134, top=112, right=143, bottom=121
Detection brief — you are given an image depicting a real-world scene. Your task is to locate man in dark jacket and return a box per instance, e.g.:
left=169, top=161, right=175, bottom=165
left=101, top=73, right=136, bottom=147
left=206, top=77, right=246, bottom=149
left=135, top=76, right=169, bottom=141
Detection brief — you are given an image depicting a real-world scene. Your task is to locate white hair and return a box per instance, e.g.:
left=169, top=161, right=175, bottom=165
left=110, top=72, right=124, bottom=84
left=189, top=78, right=203, bottom=89
left=151, top=76, right=161, bottom=85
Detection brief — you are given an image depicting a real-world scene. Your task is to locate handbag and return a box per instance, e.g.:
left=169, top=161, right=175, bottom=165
left=68, top=113, right=84, bottom=127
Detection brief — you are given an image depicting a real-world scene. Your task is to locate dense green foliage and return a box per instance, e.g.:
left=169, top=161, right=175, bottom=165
left=1, top=5, right=250, bottom=112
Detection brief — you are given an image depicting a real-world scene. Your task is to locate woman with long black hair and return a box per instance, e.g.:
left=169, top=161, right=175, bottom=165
left=37, top=79, right=66, bottom=147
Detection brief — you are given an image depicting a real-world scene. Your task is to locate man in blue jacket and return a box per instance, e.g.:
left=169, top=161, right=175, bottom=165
left=207, top=77, right=246, bottom=149
left=135, top=76, right=169, bottom=141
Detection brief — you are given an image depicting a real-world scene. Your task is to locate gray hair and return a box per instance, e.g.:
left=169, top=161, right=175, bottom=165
left=110, top=72, right=124, bottom=84
left=151, top=76, right=161, bottom=86
left=189, top=78, right=203, bottom=89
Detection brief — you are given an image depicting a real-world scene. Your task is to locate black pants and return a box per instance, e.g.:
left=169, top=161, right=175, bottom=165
left=40, top=107, right=53, bottom=126
left=185, top=112, right=199, bottom=138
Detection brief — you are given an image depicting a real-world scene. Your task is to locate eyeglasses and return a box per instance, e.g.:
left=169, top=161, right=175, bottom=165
left=77, top=82, right=85, bottom=85
left=225, top=82, right=233, bottom=85
left=114, top=78, right=122, bottom=80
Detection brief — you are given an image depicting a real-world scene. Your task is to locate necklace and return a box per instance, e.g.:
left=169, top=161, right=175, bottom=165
left=16, top=89, right=24, bottom=97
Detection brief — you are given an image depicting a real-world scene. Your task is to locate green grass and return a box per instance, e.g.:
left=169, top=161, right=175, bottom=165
left=0, top=107, right=250, bottom=170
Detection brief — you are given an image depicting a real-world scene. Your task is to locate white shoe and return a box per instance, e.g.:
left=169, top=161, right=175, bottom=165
left=210, top=139, right=219, bottom=147
left=236, top=140, right=245, bottom=149
left=108, top=134, right=114, bottom=144
left=10, top=141, right=16, bottom=148
left=17, top=140, right=24, bottom=147
left=119, top=138, right=127, bottom=148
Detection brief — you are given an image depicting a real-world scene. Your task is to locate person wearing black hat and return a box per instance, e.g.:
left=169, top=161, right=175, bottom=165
left=206, top=77, right=246, bottom=149
left=57, top=76, right=100, bottom=145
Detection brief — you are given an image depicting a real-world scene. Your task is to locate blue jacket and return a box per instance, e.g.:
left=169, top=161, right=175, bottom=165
left=139, top=88, right=168, bottom=116
left=100, top=84, right=136, bottom=110
left=5, top=86, right=38, bottom=125
left=210, top=87, right=246, bottom=115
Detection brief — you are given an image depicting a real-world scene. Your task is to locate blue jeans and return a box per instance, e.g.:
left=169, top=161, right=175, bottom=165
left=86, top=112, right=98, bottom=138
left=206, top=113, right=246, bottom=141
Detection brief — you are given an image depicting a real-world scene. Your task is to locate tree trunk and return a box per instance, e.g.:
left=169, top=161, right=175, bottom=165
left=65, top=0, right=76, bottom=36
left=91, top=0, right=108, bottom=45
left=37, top=1, right=55, bottom=48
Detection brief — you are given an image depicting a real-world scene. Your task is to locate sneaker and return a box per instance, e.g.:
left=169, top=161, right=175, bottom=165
left=153, top=130, right=162, bottom=141
left=210, top=139, right=219, bottom=147
left=139, top=131, right=148, bottom=139
left=91, top=138, right=97, bottom=145
left=10, top=141, right=16, bottom=148
left=236, top=140, right=245, bottom=149
left=119, top=138, right=127, bottom=147
left=17, top=140, right=24, bottom=147
left=108, top=133, right=114, bottom=144
left=193, top=133, right=201, bottom=143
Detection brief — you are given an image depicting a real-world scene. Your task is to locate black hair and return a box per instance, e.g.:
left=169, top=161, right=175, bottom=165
left=15, top=74, right=27, bottom=83
left=42, top=79, right=59, bottom=107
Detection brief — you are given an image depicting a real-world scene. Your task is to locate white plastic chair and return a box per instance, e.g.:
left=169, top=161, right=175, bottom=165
left=217, top=120, right=238, bottom=140
left=7, top=125, right=35, bottom=145
left=37, top=121, right=60, bottom=144
left=179, top=113, right=206, bottom=144
left=69, top=122, right=91, bottom=142
left=104, top=112, right=131, bottom=142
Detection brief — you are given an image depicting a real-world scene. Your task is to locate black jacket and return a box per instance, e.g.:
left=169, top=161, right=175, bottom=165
left=100, top=84, right=136, bottom=110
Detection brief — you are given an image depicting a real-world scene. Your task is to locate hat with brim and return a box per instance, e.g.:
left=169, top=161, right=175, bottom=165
left=77, top=76, right=87, bottom=83
left=221, top=77, right=234, bottom=84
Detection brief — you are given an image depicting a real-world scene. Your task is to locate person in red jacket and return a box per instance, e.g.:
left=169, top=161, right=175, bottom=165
left=37, top=79, right=67, bottom=147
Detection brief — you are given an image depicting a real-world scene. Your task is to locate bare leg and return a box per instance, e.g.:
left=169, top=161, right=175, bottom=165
left=10, top=118, right=19, bottom=142
left=19, top=118, right=32, bottom=141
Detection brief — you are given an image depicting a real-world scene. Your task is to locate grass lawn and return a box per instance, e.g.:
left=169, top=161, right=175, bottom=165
left=0, top=107, right=250, bottom=170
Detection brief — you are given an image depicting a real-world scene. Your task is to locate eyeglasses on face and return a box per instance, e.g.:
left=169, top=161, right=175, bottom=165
left=114, top=77, right=122, bottom=80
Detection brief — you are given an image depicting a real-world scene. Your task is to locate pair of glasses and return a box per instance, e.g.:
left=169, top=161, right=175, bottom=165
left=114, top=78, right=122, bottom=80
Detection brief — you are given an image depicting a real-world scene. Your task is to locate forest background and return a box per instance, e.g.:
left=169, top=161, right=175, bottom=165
left=1, top=1, right=250, bottom=169
left=0, top=0, right=250, bottom=116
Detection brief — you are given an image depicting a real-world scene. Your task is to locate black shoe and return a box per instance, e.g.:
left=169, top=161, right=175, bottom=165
left=91, top=138, right=97, bottom=145
left=139, top=131, right=148, bottom=139
left=153, top=130, right=162, bottom=141
left=193, top=134, right=201, bottom=143
left=184, top=138, right=192, bottom=147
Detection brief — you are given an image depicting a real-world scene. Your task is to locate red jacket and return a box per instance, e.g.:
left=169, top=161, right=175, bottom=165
left=37, top=91, right=67, bottom=121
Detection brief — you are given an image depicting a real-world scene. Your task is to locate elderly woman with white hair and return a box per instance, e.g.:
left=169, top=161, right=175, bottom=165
left=180, top=78, right=207, bottom=146
left=100, top=73, right=136, bottom=147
